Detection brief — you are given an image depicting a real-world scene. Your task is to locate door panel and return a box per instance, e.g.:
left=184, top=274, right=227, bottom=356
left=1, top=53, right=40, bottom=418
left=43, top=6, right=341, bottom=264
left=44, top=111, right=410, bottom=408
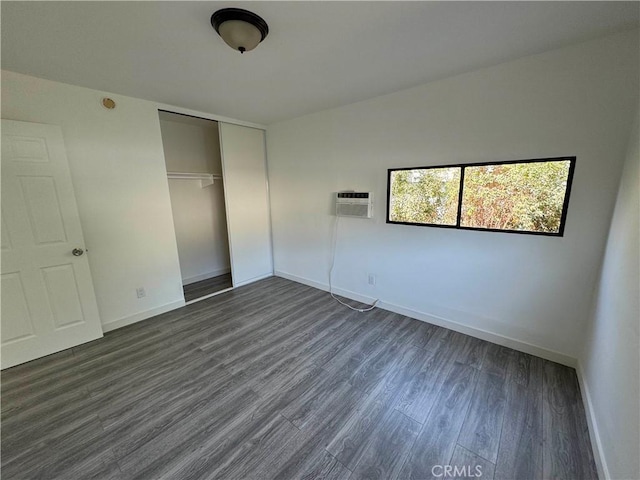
left=218, top=123, right=273, bottom=286
left=2, top=134, right=49, bottom=162
left=20, top=175, right=68, bottom=244
left=1, top=272, right=35, bottom=342
left=1, top=211, right=12, bottom=250
left=1, top=120, right=103, bottom=369
left=41, top=264, right=85, bottom=328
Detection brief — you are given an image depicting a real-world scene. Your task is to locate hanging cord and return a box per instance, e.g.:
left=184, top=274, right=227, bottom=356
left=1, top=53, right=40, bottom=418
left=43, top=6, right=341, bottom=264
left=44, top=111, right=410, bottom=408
left=329, top=215, right=379, bottom=313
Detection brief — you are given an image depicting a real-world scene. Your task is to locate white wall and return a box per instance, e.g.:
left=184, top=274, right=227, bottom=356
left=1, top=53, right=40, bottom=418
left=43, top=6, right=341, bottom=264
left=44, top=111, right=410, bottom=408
left=267, top=30, right=639, bottom=361
left=159, top=117, right=231, bottom=284
left=166, top=180, right=231, bottom=284
left=1, top=70, right=185, bottom=328
left=159, top=114, right=222, bottom=174
left=579, top=109, right=639, bottom=480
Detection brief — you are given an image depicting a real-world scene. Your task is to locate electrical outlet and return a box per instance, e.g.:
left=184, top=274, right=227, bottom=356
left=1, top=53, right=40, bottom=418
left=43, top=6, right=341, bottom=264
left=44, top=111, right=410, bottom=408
left=136, top=287, right=146, bottom=298
left=368, top=274, right=376, bottom=286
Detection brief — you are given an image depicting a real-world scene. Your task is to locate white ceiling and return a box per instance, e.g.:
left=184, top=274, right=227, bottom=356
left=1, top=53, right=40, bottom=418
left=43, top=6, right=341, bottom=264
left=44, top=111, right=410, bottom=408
left=2, top=1, right=638, bottom=125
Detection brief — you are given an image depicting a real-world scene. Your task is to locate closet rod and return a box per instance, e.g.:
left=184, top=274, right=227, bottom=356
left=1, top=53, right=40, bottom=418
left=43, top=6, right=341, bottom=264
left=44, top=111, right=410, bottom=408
left=167, top=172, right=222, bottom=187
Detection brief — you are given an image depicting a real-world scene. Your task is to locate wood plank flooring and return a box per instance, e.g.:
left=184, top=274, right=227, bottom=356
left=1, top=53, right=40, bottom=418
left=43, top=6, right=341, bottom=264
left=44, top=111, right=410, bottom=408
left=1, top=276, right=598, bottom=480
left=183, top=273, right=232, bottom=302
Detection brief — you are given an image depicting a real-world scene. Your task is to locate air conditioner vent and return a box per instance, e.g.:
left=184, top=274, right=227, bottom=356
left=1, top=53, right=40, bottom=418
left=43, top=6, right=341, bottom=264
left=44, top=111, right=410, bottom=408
left=335, top=191, right=373, bottom=218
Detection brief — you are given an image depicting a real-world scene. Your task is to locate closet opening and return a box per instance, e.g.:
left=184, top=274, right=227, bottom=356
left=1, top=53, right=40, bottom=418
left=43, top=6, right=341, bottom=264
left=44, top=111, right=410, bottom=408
left=158, top=110, right=233, bottom=303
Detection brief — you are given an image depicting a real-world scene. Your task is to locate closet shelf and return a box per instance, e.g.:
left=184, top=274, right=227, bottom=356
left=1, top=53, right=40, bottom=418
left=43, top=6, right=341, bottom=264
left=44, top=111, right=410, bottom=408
left=167, top=172, right=222, bottom=188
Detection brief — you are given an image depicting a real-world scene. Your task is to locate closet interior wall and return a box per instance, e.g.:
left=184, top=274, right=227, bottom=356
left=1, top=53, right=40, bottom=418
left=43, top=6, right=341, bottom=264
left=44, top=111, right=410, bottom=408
left=159, top=111, right=231, bottom=293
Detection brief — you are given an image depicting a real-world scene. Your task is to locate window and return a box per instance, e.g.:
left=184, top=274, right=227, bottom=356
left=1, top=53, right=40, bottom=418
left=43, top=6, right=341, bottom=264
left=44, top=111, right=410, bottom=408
left=387, top=157, right=575, bottom=236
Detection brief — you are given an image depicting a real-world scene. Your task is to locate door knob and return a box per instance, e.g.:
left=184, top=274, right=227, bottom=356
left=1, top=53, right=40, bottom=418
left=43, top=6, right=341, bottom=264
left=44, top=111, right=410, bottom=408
left=72, top=248, right=84, bottom=256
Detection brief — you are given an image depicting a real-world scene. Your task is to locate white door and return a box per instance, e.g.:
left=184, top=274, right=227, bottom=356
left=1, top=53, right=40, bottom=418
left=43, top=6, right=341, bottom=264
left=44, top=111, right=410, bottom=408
left=1, top=120, right=103, bottom=369
left=219, top=123, right=273, bottom=286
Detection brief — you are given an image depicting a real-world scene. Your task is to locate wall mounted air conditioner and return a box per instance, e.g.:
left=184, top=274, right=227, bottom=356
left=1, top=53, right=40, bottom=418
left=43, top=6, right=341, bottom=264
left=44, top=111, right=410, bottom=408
left=335, top=191, right=373, bottom=218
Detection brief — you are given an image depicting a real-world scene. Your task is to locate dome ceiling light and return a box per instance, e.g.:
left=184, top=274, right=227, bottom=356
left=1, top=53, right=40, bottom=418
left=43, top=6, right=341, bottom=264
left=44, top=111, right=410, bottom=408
left=211, top=8, right=269, bottom=54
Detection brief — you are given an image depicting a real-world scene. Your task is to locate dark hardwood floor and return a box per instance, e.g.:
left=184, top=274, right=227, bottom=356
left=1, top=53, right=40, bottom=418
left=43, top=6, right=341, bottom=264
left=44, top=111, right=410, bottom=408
left=1, top=276, right=598, bottom=479
left=183, top=273, right=233, bottom=302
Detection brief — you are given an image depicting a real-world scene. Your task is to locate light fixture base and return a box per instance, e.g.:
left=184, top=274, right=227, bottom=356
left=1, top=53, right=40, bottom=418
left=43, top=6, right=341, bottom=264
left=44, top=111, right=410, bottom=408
left=211, top=8, right=269, bottom=53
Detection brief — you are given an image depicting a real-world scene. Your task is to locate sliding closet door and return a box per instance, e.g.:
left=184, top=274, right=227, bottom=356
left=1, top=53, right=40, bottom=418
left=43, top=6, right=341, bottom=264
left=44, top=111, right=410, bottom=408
left=219, top=123, right=273, bottom=286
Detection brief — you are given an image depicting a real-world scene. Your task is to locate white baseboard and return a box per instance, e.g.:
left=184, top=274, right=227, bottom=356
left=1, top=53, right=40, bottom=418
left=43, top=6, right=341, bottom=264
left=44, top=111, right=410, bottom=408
left=276, top=270, right=375, bottom=305
left=576, top=361, right=609, bottom=480
left=274, top=270, right=577, bottom=367
left=233, top=272, right=273, bottom=288
left=185, top=287, right=234, bottom=306
left=101, top=299, right=185, bottom=333
left=102, top=272, right=274, bottom=333
left=183, top=267, right=231, bottom=286
left=380, top=299, right=576, bottom=367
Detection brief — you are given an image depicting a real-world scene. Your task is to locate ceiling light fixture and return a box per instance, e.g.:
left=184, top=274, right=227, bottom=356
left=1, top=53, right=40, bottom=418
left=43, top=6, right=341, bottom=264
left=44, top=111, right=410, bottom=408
left=211, top=8, right=269, bottom=54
